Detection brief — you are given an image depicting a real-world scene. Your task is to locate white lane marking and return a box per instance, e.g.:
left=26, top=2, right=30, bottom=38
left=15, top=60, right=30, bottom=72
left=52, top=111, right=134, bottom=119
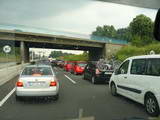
left=68, top=108, right=95, bottom=120
left=148, top=117, right=158, bottom=120
left=0, top=87, right=16, bottom=107
left=64, top=75, right=76, bottom=84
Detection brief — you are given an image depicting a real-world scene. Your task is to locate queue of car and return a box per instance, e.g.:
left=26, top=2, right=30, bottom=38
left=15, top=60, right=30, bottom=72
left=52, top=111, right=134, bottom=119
left=52, top=60, right=114, bottom=84
left=54, top=55, right=160, bottom=117
left=16, top=55, right=160, bottom=117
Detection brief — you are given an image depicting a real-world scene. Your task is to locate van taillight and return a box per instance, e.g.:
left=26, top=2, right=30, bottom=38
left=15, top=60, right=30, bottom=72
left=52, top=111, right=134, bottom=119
left=16, top=81, right=23, bottom=87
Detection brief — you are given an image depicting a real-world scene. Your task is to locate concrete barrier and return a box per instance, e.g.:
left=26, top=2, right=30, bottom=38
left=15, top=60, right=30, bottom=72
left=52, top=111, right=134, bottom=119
left=0, top=63, right=29, bottom=86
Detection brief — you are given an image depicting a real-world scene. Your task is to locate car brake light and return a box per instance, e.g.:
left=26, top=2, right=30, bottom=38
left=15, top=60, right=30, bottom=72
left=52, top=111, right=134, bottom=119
left=16, top=81, right=23, bottom=87
left=76, top=67, right=80, bottom=70
left=50, top=81, right=57, bottom=86
left=96, top=69, right=101, bottom=75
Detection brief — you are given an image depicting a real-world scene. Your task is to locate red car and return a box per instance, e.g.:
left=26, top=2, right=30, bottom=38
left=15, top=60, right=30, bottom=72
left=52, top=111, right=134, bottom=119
left=64, top=61, right=75, bottom=72
left=71, top=62, right=87, bottom=75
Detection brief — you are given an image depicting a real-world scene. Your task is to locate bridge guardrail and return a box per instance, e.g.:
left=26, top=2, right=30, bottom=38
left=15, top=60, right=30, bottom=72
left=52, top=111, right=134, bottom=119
left=0, top=23, right=128, bottom=45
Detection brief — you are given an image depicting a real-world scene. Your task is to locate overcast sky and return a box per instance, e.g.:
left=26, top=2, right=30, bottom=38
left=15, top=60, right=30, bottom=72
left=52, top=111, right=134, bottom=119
left=0, top=0, right=157, bottom=34
left=0, top=0, right=158, bottom=55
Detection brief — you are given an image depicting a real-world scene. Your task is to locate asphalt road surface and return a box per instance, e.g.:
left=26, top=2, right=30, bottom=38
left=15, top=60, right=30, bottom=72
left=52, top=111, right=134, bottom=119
left=0, top=67, right=152, bottom=120
left=0, top=62, right=16, bottom=69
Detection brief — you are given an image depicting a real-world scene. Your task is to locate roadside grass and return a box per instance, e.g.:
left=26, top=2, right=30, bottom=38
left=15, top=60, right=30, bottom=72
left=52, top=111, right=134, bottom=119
left=115, top=43, right=160, bottom=61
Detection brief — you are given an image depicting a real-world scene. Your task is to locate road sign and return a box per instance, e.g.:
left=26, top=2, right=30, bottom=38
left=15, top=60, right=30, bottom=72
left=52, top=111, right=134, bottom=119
left=150, top=50, right=155, bottom=55
left=3, top=45, right=12, bottom=53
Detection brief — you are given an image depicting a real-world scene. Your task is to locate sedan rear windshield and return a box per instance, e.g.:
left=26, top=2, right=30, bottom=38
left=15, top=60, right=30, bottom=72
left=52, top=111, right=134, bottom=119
left=77, top=63, right=87, bottom=67
left=22, top=67, right=53, bottom=76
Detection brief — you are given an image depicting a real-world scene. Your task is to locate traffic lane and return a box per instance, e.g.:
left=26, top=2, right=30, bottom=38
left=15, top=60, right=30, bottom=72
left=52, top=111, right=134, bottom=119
left=62, top=68, right=149, bottom=120
left=0, top=76, right=17, bottom=101
left=0, top=67, right=149, bottom=120
left=77, top=86, right=148, bottom=120
left=0, top=62, right=17, bottom=69
left=0, top=68, right=84, bottom=120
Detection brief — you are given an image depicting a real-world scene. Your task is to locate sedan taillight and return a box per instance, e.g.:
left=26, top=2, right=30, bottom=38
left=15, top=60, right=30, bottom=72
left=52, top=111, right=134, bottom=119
left=96, top=69, right=101, bottom=75
left=16, top=81, right=23, bottom=87
left=50, top=81, right=57, bottom=86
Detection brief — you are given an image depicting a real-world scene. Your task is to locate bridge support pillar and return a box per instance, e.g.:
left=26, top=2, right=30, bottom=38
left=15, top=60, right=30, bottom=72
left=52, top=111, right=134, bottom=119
left=103, top=43, right=125, bottom=60
left=20, top=41, right=29, bottom=64
left=89, top=48, right=103, bottom=61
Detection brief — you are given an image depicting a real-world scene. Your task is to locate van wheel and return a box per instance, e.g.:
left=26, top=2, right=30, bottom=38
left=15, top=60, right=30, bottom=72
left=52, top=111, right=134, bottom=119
left=145, top=94, right=159, bottom=117
left=91, top=76, right=96, bottom=84
left=111, top=83, right=117, bottom=96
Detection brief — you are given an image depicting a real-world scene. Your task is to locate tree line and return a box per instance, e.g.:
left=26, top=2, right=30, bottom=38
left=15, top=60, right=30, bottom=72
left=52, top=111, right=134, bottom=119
left=49, top=51, right=73, bottom=58
left=49, top=51, right=89, bottom=61
left=91, top=14, right=156, bottom=46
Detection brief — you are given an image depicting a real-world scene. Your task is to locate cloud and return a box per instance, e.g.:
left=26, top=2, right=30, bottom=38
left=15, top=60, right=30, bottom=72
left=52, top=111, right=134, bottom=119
left=0, top=0, right=90, bottom=22
left=28, top=1, right=157, bottom=34
left=0, top=0, right=157, bottom=35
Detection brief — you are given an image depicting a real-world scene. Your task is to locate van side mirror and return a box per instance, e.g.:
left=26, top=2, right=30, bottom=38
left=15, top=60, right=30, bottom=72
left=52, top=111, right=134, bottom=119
left=154, top=9, right=160, bottom=41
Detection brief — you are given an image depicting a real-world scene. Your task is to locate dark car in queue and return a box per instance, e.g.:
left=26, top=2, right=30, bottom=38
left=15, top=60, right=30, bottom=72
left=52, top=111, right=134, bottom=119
left=83, top=61, right=113, bottom=84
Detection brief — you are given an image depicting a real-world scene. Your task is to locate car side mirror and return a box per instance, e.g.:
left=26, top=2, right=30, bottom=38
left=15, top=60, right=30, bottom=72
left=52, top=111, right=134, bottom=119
left=154, top=9, right=160, bottom=41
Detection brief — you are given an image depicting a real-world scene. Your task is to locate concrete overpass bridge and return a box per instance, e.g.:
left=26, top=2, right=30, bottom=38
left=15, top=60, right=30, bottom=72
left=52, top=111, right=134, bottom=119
left=0, top=24, right=128, bottom=63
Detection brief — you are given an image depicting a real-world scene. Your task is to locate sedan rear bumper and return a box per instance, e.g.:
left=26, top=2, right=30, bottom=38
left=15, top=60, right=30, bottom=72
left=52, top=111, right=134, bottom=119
left=75, top=70, right=84, bottom=74
left=95, top=75, right=111, bottom=83
left=16, top=87, right=59, bottom=97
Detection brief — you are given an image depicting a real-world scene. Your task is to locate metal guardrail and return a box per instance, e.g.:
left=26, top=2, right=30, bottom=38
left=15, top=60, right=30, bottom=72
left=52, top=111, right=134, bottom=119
left=0, top=63, right=29, bottom=86
left=0, top=23, right=128, bottom=45
left=0, top=62, right=17, bottom=69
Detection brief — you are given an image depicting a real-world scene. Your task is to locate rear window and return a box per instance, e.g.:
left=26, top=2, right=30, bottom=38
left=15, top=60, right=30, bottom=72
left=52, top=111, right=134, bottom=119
left=68, top=62, right=74, bottom=65
left=22, top=67, right=53, bottom=76
left=77, top=63, right=87, bottom=67
left=146, top=58, right=160, bottom=76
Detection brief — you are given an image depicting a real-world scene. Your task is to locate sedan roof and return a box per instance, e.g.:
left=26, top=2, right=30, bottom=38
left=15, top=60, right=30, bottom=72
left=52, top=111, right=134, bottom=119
left=26, top=65, right=51, bottom=68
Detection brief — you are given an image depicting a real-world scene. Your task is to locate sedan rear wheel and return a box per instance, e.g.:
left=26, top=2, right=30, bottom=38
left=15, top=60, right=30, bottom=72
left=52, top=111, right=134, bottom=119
left=145, top=94, right=159, bottom=117
left=91, top=76, right=96, bottom=84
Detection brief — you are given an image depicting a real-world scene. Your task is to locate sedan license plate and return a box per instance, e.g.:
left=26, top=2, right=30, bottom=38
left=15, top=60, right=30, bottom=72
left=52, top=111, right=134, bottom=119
left=28, top=81, right=45, bottom=86
left=105, top=72, right=111, bottom=74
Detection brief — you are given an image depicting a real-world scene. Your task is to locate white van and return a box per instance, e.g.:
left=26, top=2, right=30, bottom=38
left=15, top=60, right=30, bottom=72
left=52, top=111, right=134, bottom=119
left=109, top=55, right=160, bottom=117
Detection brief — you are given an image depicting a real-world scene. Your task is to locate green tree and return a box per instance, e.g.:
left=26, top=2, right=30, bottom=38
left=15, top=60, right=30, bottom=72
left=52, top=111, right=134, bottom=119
left=129, top=14, right=154, bottom=39
left=49, top=51, right=73, bottom=58
left=116, top=28, right=132, bottom=41
left=91, top=14, right=155, bottom=46
left=92, top=26, right=104, bottom=36
left=92, top=25, right=116, bottom=38
left=103, top=25, right=116, bottom=38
